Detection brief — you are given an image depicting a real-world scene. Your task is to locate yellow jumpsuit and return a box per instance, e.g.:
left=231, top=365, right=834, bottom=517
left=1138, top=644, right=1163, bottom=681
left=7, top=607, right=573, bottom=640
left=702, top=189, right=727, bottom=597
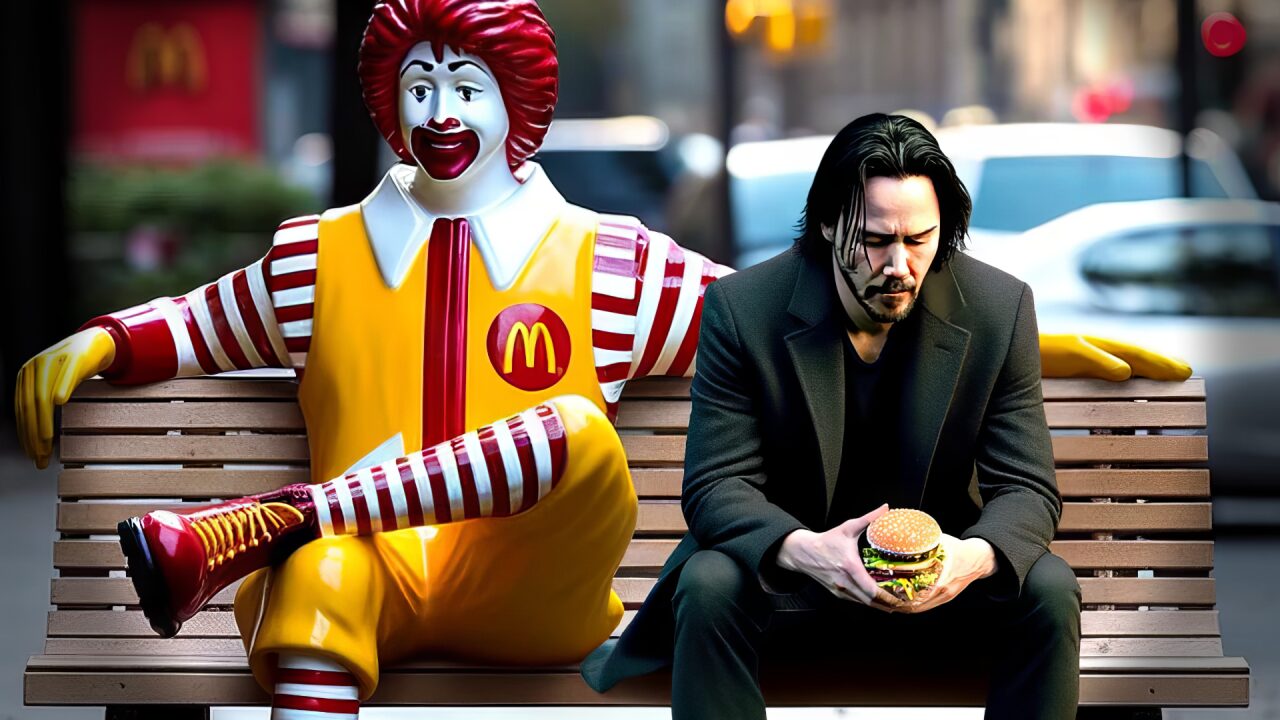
left=233, top=203, right=637, bottom=698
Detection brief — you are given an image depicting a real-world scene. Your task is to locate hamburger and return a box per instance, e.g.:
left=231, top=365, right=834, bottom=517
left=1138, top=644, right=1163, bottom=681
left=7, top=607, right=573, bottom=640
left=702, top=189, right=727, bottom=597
left=860, top=508, right=945, bottom=602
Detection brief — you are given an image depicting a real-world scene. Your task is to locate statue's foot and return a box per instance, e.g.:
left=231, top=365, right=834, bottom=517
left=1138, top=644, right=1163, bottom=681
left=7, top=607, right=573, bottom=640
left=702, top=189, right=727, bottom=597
left=117, top=484, right=318, bottom=637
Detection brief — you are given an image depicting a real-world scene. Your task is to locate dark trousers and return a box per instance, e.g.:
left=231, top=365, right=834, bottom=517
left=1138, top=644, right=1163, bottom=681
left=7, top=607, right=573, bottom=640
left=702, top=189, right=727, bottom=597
left=670, top=549, right=1081, bottom=720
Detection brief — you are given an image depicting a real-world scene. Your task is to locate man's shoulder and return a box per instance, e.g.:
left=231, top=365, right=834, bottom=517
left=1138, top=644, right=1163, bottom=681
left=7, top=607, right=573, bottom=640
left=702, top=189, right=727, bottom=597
left=946, top=251, right=1030, bottom=315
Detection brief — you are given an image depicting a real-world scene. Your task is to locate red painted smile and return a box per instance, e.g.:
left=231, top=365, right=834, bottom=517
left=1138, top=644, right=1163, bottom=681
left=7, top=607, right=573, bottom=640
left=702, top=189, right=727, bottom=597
left=411, top=126, right=481, bottom=180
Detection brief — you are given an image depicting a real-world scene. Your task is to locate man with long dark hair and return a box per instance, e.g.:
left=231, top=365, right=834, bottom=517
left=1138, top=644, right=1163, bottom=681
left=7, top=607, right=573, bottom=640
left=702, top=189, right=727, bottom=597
left=583, top=113, right=1081, bottom=719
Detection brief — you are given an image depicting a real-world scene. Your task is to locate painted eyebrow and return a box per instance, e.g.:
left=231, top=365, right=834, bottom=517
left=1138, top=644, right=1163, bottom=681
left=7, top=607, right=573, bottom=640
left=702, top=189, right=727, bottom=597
left=400, top=60, right=433, bottom=76
left=447, top=59, right=490, bottom=77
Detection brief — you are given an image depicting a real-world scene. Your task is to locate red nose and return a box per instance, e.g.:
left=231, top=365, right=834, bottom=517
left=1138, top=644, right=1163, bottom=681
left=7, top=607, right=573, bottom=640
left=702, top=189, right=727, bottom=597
left=426, top=117, right=461, bottom=132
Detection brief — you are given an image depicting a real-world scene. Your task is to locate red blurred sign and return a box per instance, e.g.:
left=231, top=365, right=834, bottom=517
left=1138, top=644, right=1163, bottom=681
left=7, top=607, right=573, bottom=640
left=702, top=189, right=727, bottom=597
left=74, top=0, right=261, bottom=162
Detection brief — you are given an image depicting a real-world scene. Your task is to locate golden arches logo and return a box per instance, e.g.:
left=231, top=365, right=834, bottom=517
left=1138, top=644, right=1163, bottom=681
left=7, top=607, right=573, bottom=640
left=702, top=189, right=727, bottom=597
left=503, top=322, right=556, bottom=375
left=127, top=22, right=207, bottom=93
left=487, top=304, right=571, bottom=392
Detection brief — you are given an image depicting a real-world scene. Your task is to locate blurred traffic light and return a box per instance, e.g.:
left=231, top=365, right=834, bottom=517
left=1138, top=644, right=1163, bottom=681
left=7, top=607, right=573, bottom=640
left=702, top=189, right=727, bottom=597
left=724, top=0, right=831, bottom=56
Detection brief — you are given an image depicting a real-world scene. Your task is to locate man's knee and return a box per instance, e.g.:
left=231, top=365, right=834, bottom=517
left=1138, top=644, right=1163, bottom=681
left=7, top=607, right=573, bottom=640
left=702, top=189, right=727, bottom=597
left=1019, top=552, right=1081, bottom=629
left=672, top=550, right=755, bottom=626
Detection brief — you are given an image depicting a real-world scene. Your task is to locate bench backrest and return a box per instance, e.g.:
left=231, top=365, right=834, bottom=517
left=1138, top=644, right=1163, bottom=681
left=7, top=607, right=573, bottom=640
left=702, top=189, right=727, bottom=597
left=48, top=375, right=1218, bottom=659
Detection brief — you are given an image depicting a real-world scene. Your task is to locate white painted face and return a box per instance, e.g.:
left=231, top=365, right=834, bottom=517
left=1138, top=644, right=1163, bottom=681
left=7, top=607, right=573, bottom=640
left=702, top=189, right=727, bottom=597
left=824, top=175, right=941, bottom=325
left=398, top=42, right=509, bottom=182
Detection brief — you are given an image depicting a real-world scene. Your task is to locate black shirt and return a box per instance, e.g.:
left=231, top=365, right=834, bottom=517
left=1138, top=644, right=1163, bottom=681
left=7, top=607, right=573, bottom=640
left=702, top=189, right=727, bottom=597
left=826, top=310, right=920, bottom=527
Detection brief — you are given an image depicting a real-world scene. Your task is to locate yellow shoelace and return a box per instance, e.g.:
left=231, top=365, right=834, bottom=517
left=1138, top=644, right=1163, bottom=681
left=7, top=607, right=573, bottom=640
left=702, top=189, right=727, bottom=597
left=190, top=502, right=304, bottom=570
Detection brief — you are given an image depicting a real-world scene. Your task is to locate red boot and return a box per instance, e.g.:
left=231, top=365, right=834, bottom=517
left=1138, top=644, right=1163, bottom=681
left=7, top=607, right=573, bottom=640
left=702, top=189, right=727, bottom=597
left=117, top=484, right=319, bottom=638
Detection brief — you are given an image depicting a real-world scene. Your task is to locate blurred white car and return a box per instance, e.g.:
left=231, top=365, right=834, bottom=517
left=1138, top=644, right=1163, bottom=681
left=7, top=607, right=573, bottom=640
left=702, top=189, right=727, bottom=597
left=728, top=123, right=1257, bottom=267
left=967, top=198, right=1280, bottom=493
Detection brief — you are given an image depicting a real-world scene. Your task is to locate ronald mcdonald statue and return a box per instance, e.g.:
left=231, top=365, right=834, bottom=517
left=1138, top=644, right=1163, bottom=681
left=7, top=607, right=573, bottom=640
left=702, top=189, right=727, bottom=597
left=14, top=1, right=1190, bottom=717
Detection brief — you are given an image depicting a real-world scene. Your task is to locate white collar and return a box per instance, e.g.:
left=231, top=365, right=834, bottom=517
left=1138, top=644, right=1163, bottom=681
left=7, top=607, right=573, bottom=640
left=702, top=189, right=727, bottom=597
left=359, top=162, right=568, bottom=290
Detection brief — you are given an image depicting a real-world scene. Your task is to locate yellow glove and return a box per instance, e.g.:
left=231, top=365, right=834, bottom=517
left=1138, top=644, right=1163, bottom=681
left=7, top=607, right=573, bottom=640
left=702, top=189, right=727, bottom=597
left=14, top=327, right=117, bottom=469
left=1039, top=334, right=1192, bottom=382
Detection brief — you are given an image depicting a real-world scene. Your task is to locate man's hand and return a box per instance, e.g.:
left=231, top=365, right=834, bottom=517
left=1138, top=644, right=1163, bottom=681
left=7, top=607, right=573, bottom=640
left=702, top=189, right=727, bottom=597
left=896, top=534, right=998, bottom=614
left=14, top=327, right=116, bottom=469
left=775, top=504, right=904, bottom=612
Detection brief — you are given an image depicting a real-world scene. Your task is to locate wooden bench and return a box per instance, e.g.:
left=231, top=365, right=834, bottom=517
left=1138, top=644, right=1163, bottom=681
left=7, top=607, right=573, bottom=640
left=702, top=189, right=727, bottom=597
left=26, top=374, right=1249, bottom=719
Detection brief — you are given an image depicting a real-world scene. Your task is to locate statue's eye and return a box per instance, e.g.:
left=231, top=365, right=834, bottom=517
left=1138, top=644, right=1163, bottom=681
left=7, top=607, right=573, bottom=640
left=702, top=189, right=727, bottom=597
left=458, top=86, right=480, bottom=102
left=410, top=85, right=429, bottom=102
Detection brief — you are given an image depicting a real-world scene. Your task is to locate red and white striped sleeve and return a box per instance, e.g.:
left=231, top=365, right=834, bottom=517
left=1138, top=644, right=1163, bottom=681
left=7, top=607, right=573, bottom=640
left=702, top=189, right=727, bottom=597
left=590, top=215, right=733, bottom=416
left=83, top=215, right=320, bottom=385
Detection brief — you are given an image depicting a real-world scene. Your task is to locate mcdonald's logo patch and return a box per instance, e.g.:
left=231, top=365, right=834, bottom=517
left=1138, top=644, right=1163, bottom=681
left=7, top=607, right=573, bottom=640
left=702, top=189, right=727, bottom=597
left=486, top=304, right=572, bottom=391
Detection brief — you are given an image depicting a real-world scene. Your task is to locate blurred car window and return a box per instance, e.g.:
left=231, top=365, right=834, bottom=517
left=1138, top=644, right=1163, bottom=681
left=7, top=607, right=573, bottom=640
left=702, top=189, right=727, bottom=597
left=1080, top=223, right=1280, bottom=317
left=970, top=156, right=1230, bottom=233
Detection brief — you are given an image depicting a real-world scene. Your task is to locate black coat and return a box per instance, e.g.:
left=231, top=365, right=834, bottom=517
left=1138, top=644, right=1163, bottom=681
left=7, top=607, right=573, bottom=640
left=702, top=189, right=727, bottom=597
left=581, top=248, right=1062, bottom=692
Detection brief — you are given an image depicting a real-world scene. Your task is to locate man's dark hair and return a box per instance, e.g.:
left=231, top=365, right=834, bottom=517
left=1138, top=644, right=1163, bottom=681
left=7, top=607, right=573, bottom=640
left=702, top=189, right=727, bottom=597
left=796, top=113, right=972, bottom=270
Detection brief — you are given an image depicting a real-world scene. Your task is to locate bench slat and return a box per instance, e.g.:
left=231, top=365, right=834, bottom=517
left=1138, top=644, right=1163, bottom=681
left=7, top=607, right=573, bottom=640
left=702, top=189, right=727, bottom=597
left=62, top=399, right=1207, bottom=433
left=1051, top=435, right=1208, bottom=463
left=57, top=467, right=683, bottom=499
left=41, top=635, right=1223, bottom=659
left=71, top=376, right=1204, bottom=402
left=1041, top=377, right=1205, bottom=400
left=53, top=500, right=1214, bottom=535
left=23, top=662, right=1249, bottom=708
left=51, top=575, right=1217, bottom=609
left=60, top=434, right=1209, bottom=465
left=59, top=435, right=685, bottom=466
left=44, top=609, right=1224, bottom=639
left=53, top=538, right=1215, bottom=572
left=1056, top=469, right=1210, bottom=498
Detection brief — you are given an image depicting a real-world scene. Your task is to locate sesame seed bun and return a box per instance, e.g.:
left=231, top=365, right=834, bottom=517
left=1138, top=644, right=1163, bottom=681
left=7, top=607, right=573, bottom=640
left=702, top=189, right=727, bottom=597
left=866, top=508, right=941, bottom=559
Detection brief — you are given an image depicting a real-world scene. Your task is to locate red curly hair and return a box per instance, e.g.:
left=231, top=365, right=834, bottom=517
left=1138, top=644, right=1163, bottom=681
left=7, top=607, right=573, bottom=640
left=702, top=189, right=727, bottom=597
left=359, top=0, right=558, bottom=169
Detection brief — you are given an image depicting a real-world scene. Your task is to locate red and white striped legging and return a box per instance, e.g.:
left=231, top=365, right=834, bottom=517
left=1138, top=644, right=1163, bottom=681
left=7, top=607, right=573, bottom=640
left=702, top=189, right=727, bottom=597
left=271, top=653, right=360, bottom=719
left=307, top=403, right=567, bottom=537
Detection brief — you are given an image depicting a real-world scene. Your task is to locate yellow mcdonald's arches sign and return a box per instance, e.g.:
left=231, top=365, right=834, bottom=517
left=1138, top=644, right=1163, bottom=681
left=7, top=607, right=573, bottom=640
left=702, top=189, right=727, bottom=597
left=127, top=22, right=207, bottom=93
left=504, top=321, right=556, bottom=375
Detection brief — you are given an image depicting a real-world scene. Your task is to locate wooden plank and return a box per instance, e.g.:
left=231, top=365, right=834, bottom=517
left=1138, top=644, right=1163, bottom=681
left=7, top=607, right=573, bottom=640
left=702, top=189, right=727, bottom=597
left=1041, top=377, right=1205, bottom=400
left=1044, top=402, right=1205, bottom=429
left=629, top=468, right=682, bottom=498
left=1052, top=435, right=1208, bottom=463
left=60, top=435, right=311, bottom=464
left=1056, top=469, right=1210, bottom=498
left=1079, top=610, right=1220, bottom=638
left=1058, top=503, right=1212, bottom=533
left=615, top=401, right=690, bottom=431
left=49, top=611, right=241, bottom=638
left=52, top=538, right=1217, bottom=573
left=620, top=377, right=691, bottom=399
left=43, top=609, right=1222, bottom=640
left=73, top=377, right=299, bottom=401
left=59, top=468, right=312, bottom=499
left=1076, top=578, right=1216, bottom=607
left=630, top=502, right=1214, bottom=537
left=52, top=578, right=240, bottom=608
left=64, top=433, right=1201, bottom=466
left=614, top=397, right=1203, bottom=425
left=636, top=502, right=684, bottom=534
left=618, top=436, right=685, bottom=467
left=45, top=638, right=247, bottom=657
left=62, top=402, right=305, bottom=432
left=58, top=467, right=676, bottom=500
left=610, top=577, right=1217, bottom=609
left=1049, top=540, right=1213, bottom=569
left=22, top=665, right=1250, bottom=708
left=1080, top=637, right=1222, bottom=657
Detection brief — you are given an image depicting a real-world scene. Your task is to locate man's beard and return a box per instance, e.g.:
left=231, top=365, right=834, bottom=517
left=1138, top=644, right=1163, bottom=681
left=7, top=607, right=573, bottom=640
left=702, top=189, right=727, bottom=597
left=848, top=274, right=918, bottom=324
